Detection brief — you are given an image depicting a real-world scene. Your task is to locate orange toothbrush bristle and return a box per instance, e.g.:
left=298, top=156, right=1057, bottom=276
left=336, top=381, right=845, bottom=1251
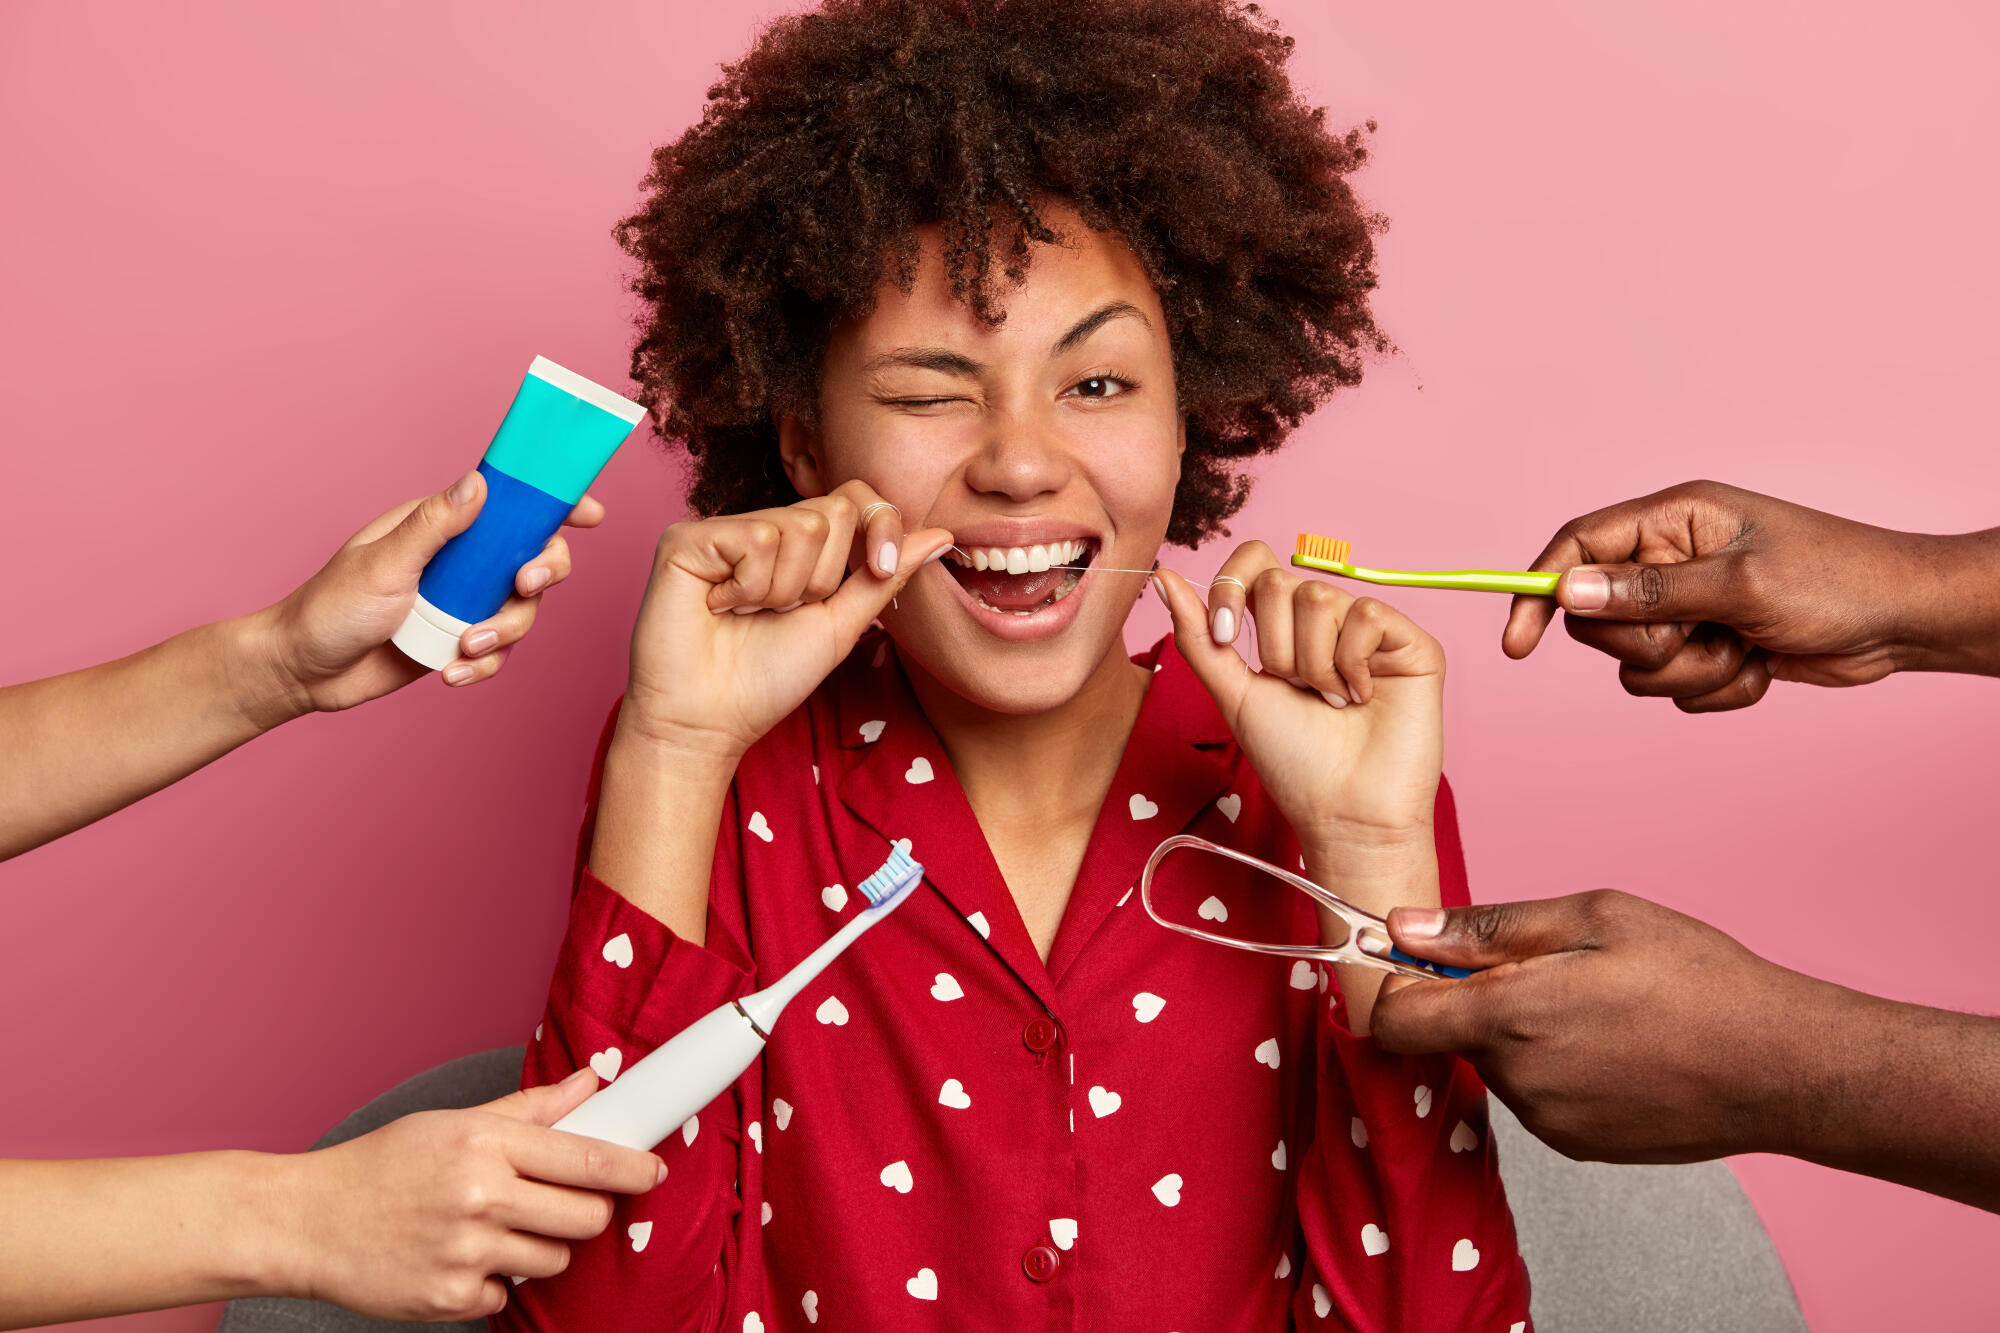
left=1295, top=533, right=1352, bottom=564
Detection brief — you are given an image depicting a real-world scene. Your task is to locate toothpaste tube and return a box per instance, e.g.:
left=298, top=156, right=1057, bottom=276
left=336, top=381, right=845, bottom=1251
left=392, top=356, right=646, bottom=669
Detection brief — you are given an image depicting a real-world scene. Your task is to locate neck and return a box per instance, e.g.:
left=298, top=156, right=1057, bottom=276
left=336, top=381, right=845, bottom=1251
left=905, top=639, right=1149, bottom=828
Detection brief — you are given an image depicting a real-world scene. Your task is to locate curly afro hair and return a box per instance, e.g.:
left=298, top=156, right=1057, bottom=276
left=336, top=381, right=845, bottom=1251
left=616, top=0, right=1387, bottom=547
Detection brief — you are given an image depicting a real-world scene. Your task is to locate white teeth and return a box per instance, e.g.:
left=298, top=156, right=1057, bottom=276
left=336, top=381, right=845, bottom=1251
left=1027, top=546, right=1051, bottom=573
left=949, top=539, right=1090, bottom=572
left=1006, top=547, right=1029, bottom=575
left=970, top=549, right=989, bottom=571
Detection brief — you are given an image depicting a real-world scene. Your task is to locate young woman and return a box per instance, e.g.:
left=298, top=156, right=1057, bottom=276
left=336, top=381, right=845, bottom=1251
left=504, top=1, right=1530, bottom=1328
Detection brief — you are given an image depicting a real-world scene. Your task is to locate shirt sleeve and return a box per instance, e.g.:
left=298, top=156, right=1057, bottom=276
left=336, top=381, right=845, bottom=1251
left=1291, top=775, right=1534, bottom=1331
left=494, top=703, right=761, bottom=1333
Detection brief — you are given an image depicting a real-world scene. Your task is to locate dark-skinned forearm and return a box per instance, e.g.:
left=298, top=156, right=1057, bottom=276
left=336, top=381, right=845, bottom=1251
left=1783, top=984, right=2000, bottom=1212
left=1899, top=528, right=2000, bottom=678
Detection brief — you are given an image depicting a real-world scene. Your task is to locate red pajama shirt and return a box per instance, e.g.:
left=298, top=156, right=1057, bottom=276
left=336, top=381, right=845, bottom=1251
left=499, top=633, right=1530, bottom=1333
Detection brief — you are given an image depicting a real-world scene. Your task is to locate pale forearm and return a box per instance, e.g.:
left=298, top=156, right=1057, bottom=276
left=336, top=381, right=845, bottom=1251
left=0, top=611, right=303, bottom=861
left=1304, top=827, right=1439, bottom=1036
left=0, top=1151, right=299, bottom=1327
left=587, top=716, right=739, bottom=944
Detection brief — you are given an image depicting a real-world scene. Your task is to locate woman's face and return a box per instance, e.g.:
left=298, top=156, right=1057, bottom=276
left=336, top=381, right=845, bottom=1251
left=786, top=203, right=1184, bottom=715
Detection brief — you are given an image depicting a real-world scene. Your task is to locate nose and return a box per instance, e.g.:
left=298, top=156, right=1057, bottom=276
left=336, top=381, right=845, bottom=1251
left=962, top=405, right=1072, bottom=504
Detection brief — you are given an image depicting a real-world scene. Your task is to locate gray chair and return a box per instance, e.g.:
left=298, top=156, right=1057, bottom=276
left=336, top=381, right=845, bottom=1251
left=218, top=1048, right=1805, bottom=1332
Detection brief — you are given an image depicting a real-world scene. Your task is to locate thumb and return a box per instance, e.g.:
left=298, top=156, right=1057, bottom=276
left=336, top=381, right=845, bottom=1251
left=371, top=471, right=486, bottom=572
left=822, top=528, right=953, bottom=642
left=1385, top=895, right=1601, bottom=971
left=1559, top=553, right=1738, bottom=625
left=1152, top=568, right=1250, bottom=715
left=482, top=1065, right=599, bottom=1126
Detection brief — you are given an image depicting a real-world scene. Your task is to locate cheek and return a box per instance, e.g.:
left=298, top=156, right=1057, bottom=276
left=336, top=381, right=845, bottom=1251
left=818, top=411, right=970, bottom=510
left=1077, top=415, right=1182, bottom=535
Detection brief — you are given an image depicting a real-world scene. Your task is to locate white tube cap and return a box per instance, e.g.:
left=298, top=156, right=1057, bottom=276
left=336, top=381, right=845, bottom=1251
left=391, top=596, right=472, bottom=670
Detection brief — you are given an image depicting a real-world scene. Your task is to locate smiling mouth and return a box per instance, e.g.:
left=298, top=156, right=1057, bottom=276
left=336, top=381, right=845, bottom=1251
left=942, top=539, right=1097, bottom=615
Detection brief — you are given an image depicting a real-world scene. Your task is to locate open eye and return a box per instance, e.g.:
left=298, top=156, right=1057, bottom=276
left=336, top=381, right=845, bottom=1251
left=1066, top=375, right=1133, bottom=401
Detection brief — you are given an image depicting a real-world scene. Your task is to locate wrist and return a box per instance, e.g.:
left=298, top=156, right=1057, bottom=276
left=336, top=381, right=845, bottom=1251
left=1892, top=529, right=2000, bottom=676
left=223, top=607, right=315, bottom=731
left=213, top=1150, right=311, bottom=1300
left=1301, top=823, right=1438, bottom=917
left=612, top=695, right=751, bottom=774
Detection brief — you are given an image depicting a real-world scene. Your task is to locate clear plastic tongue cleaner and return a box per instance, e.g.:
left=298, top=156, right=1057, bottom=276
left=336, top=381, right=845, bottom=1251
left=1140, top=834, right=1473, bottom=980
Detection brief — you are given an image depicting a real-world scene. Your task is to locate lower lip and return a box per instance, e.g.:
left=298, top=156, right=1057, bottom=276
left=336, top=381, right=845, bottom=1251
left=934, top=562, right=1095, bottom=642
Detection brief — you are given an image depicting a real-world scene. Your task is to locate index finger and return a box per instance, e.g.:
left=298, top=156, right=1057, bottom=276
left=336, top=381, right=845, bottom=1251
left=829, top=479, right=906, bottom=579
left=563, top=493, right=607, bottom=529
left=1367, top=973, right=1500, bottom=1056
left=501, top=1121, right=668, bottom=1196
left=1501, top=506, right=1646, bottom=660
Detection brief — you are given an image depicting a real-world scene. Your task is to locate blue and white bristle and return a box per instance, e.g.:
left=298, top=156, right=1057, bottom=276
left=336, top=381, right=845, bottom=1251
left=857, top=845, right=923, bottom=906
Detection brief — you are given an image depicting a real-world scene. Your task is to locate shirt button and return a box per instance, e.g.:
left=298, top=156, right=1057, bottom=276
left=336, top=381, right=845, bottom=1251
left=1022, top=1244, right=1061, bottom=1282
left=1022, top=1015, right=1061, bottom=1054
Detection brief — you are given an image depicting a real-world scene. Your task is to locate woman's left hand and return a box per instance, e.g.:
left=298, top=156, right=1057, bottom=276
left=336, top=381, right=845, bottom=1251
left=1154, top=543, right=1445, bottom=858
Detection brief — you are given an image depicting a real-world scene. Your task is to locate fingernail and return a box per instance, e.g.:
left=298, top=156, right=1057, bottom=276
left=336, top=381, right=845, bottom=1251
left=1211, top=605, right=1236, bottom=644
left=922, top=545, right=948, bottom=565
left=877, top=541, right=899, bottom=577
left=520, top=567, right=552, bottom=593
left=1394, top=907, right=1447, bottom=939
left=449, top=471, right=480, bottom=505
left=464, top=630, right=499, bottom=656
left=1319, top=689, right=1348, bottom=709
left=1568, top=569, right=1610, bottom=612
left=443, top=663, right=475, bottom=685
left=655, top=1160, right=669, bottom=1186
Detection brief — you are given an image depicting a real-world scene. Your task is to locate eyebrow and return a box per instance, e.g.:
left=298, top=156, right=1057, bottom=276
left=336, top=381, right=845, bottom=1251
left=860, top=301, right=1151, bottom=380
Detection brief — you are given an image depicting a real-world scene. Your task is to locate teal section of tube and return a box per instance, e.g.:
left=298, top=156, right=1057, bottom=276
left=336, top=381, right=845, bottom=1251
left=481, top=370, right=638, bottom=505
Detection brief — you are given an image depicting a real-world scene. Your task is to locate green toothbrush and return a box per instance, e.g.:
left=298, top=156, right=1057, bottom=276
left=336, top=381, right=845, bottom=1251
left=1290, top=532, right=1559, bottom=596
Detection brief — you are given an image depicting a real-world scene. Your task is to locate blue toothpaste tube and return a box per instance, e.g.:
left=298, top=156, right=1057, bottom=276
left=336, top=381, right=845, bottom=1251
left=391, top=356, right=647, bottom=669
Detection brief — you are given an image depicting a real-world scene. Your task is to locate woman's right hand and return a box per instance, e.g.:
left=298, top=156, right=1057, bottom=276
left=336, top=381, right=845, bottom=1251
left=619, top=481, right=952, bottom=762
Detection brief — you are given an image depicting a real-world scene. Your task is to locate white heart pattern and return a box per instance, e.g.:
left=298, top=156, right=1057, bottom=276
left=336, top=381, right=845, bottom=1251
left=1289, top=960, right=1316, bottom=990
left=880, top=1159, right=914, bottom=1193
left=1132, top=992, right=1166, bottom=1023
left=894, top=837, right=914, bottom=856
left=1216, top=792, right=1242, bottom=823
left=1271, top=1140, right=1286, bottom=1170
left=1313, top=1284, right=1332, bottom=1318
left=930, top=972, right=964, bottom=1001
left=1414, top=1084, right=1434, bottom=1118
left=820, top=884, right=848, bottom=911
left=1275, top=1253, right=1291, bottom=1279
left=1254, top=1037, right=1281, bottom=1069
left=1117, top=886, right=1133, bottom=907
left=937, top=1078, right=971, bottom=1110
left=1450, top=1120, right=1478, bottom=1153
left=1452, top=1238, right=1480, bottom=1271
left=872, top=640, right=888, bottom=668
left=905, top=1268, right=937, bottom=1300
left=601, top=932, right=634, bottom=968
left=747, top=1120, right=761, bottom=1152
left=1151, top=1173, right=1183, bottom=1206
left=1350, top=1116, right=1369, bottom=1149
left=1128, top=792, right=1159, bottom=820
left=1197, top=895, right=1229, bottom=922
left=1361, top=1223, right=1390, bottom=1257
left=816, top=995, right=850, bottom=1026
left=743, top=1316, right=763, bottom=1333
left=627, top=1220, right=652, bottom=1252
left=761, top=1200, right=773, bottom=1224
left=747, top=811, right=773, bottom=842
left=904, top=756, right=934, bottom=784
left=1087, top=1085, right=1122, bottom=1118
left=773, top=1098, right=793, bottom=1130
left=534, top=1022, right=542, bottom=1042
left=1049, top=1218, right=1077, bottom=1251
left=801, top=1291, right=819, bottom=1323
left=967, top=911, right=991, bottom=939
left=682, top=1115, right=699, bottom=1147
left=588, top=1048, right=622, bottom=1083
left=859, top=719, right=886, bottom=743
left=1510, top=1325, right=1525, bottom=1333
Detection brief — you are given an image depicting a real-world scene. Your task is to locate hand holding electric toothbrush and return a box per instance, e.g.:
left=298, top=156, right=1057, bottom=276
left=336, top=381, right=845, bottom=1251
left=1152, top=539, right=1447, bottom=1032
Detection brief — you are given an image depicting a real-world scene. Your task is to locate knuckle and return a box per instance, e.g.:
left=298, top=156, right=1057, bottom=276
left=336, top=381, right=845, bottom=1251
left=794, top=508, right=829, bottom=540
left=581, top=1142, right=614, bottom=1185
left=746, top=521, right=781, bottom=554
left=1251, top=566, right=1291, bottom=597
left=583, top=1194, right=615, bottom=1234
left=1632, top=563, right=1668, bottom=611
left=1462, top=903, right=1513, bottom=948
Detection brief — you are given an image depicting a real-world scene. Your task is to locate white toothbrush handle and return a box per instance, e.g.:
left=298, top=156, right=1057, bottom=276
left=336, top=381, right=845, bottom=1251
left=550, top=1002, right=764, bottom=1151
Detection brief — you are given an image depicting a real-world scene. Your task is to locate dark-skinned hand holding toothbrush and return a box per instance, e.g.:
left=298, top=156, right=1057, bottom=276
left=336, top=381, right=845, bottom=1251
left=1367, top=479, right=2000, bottom=1213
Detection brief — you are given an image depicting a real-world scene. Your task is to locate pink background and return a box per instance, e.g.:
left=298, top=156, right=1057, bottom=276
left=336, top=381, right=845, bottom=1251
left=4, top=2, right=1996, bottom=1329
